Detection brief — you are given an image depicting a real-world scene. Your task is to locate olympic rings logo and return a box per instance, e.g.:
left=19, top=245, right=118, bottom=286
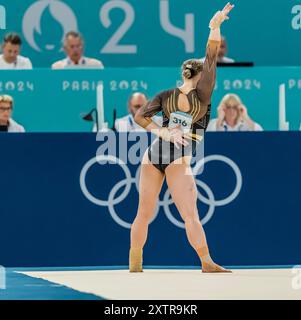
left=79, top=155, right=242, bottom=229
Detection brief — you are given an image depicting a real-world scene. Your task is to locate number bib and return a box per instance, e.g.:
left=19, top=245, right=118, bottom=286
left=169, top=111, right=192, bottom=133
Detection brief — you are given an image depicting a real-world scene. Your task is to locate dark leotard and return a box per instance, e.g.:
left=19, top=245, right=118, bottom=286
left=137, top=40, right=220, bottom=173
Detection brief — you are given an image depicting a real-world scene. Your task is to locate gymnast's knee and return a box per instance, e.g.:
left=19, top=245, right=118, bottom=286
left=136, top=207, right=155, bottom=223
left=184, top=214, right=200, bottom=226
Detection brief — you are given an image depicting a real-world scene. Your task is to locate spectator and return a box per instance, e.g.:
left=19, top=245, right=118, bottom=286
left=0, top=33, right=33, bottom=69
left=201, top=35, right=235, bottom=64
left=217, top=36, right=235, bottom=63
left=91, top=92, right=162, bottom=132
left=114, top=93, right=148, bottom=132
left=0, top=95, right=25, bottom=132
left=207, top=93, right=263, bottom=131
left=52, top=31, right=104, bottom=69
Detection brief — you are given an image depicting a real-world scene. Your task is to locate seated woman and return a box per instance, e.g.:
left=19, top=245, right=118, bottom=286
left=207, top=93, right=263, bottom=131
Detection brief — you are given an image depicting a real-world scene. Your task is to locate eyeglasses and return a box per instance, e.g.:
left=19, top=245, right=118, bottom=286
left=0, top=107, right=12, bottom=112
left=68, top=44, right=83, bottom=50
left=225, top=104, right=239, bottom=110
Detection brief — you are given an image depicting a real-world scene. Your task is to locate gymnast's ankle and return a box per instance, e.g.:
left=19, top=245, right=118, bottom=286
left=129, top=247, right=143, bottom=272
left=196, top=246, right=213, bottom=264
left=196, top=246, right=232, bottom=273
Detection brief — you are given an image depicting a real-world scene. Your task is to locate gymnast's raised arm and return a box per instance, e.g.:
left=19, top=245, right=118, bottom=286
left=196, top=2, right=234, bottom=105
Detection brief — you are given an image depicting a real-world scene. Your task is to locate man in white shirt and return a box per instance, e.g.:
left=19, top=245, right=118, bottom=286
left=52, top=31, right=104, bottom=69
left=92, top=92, right=161, bottom=132
left=217, top=36, right=235, bottom=63
left=0, top=33, right=33, bottom=69
left=115, top=93, right=162, bottom=132
left=115, top=93, right=148, bottom=132
left=0, top=95, right=25, bottom=132
left=201, top=35, right=235, bottom=64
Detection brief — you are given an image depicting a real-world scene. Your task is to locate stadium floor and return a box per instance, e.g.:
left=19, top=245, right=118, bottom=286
left=1, top=266, right=301, bottom=300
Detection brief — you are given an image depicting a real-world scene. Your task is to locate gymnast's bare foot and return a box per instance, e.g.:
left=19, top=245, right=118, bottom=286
left=202, top=261, right=232, bottom=273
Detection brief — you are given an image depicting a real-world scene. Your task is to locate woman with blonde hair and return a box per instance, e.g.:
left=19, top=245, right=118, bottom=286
left=129, top=3, right=235, bottom=273
left=0, top=95, right=25, bottom=132
left=207, top=93, right=263, bottom=131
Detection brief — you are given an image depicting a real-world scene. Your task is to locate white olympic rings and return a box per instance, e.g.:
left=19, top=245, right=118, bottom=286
left=79, top=154, right=242, bottom=229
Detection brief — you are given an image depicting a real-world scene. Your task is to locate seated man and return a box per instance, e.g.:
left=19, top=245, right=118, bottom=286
left=0, top=33, right=33, bottom=69
left=115, top=92, right=162, bottom=132
left=0, top=95, right=25, bottom=132
left=207, top=93, right=263, bottom=131
left=52, top=31, right=104, bottom=69
left=115, top=93, right=148, bottom=132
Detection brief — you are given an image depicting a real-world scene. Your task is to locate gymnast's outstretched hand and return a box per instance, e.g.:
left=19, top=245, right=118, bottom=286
left=209, top=2, right=235, bottom=30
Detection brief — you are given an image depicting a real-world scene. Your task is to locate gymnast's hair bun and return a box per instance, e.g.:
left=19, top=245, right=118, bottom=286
left=183, top=68, right=192, bottom=79
left=181, top=60, right=203, bottom=80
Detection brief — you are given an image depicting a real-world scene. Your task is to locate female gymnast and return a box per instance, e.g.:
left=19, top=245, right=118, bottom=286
left=130, top=3, right=234, bottom=273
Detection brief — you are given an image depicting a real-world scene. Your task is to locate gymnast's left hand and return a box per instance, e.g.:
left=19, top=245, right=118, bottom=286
left=159, top=125, right=191, bottom=149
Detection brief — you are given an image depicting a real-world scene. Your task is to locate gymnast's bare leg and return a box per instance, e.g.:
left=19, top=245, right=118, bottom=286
left=129, top=150, right=165, bottom=272
left=165, top=156, right=231, bottom=272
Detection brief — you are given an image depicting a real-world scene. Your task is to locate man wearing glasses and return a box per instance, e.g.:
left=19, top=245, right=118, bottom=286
left=0, top=95, right=25, bottom=132
left=51, top=31, right=104, bottom=69
left=112, top=92, right=162, bottom=132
